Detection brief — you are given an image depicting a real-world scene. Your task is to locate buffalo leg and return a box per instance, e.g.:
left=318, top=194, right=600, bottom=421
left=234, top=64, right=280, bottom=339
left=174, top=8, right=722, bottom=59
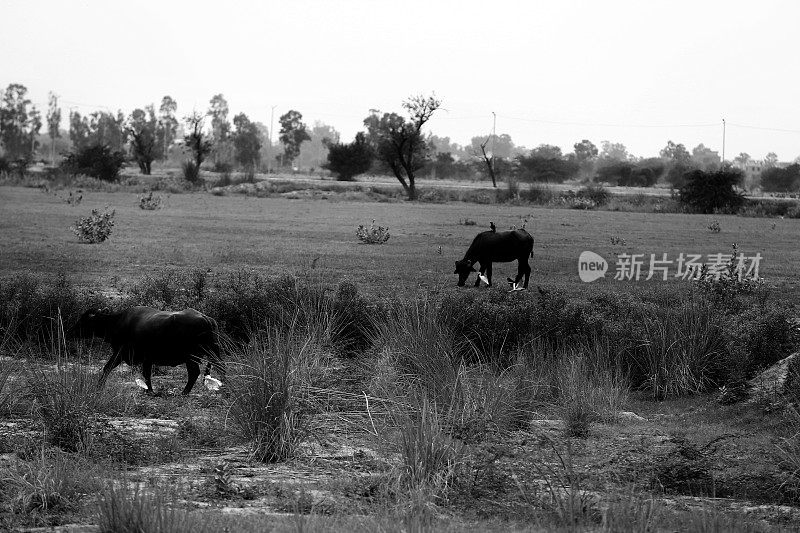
left=142, top=362, right=154, bottom=393
left=515, top=259, right=531, bottom=288
left=485, top=263, right=493, bottom=287
left=183, top=361, right=201, bottom=395
left=512, top=259, right=531, bottom=289
left=98, top=350, right=123, bottom=389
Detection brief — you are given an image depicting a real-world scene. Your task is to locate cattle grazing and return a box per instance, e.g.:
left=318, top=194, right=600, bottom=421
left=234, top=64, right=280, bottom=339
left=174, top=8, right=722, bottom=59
left=454, top=229, right=534, bottom=288
left=70, top=306, right=224, bottom=395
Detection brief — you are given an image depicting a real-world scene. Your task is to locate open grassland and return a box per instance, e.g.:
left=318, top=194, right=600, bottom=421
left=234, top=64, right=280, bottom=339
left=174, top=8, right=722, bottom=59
left=1, top=185, right=799, bottom=300
left=2, top=184, right=800, bottom=531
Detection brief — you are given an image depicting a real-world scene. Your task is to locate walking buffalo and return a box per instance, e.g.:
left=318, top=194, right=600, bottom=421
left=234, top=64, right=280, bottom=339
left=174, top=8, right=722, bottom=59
left=71, top=306, right=224, bottom=394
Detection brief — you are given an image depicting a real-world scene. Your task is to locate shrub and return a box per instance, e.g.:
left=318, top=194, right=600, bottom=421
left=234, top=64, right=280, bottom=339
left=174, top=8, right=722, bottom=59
left=0, top=273, right=93, bottom=345
left=182, top=160, right=201, bottom=184
left=139, top=191, right=162, bottom=210
left=520, top=183, right=556, bottom=204
left=72, top=208, right=115, bottom=243
left=356, top=220, right=390, bottom=244
left=577, top=184, right=610, bottom=206
left=679, top=168, right=745, bottom=213
left=723, top=306, right=800, bottom=381
left=60, top=145, right=125, bottom=182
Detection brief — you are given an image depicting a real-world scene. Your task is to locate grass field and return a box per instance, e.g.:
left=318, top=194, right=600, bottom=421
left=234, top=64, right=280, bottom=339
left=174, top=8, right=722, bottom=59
left=2, top=183, right=800, bottom=531
left=1, top=185, right=798, bottom=300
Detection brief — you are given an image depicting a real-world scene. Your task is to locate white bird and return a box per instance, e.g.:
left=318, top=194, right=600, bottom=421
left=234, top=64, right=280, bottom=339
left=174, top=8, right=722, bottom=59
left=204, top=375, right=223, bottom=391
left=134, top=378, right=148, bottom=390
left=478, top=273, right=489, bottom=285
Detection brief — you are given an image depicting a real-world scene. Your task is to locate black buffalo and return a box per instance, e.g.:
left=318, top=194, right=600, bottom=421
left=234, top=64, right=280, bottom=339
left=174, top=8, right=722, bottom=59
left=454, top=229, right=534, bottom=288
left=71, top=306, right=224, bottom=394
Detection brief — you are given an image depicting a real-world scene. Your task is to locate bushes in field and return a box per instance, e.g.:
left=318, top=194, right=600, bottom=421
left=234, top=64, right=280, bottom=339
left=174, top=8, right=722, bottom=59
left=71, top=208, right=115, bottom=243
left=679, top=168, right=745, bottom=214
left=60, top=145, right=125, bottom=182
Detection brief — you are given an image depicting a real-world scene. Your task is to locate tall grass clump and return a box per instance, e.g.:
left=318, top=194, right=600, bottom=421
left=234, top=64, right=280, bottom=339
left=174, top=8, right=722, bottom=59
left=555, top=343, right=628, bottom=438
left=394, top=394, right=465, bottom=517
left=23, top=316, right=130, bottom=452
left=371, top=299, right=467, bottom=406
left=97, top=483, right=213, bottom=533
left=635, top=298, right=726, bottom=399
left=1, top=447, right=102, bottom=523
left=226, top=322, right=328, bottom=462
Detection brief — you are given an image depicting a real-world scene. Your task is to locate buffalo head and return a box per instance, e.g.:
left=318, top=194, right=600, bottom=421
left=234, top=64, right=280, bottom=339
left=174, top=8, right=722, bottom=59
left=69, top=308, right=112, bottom=339
left=454, top=259, right=476, bottom=287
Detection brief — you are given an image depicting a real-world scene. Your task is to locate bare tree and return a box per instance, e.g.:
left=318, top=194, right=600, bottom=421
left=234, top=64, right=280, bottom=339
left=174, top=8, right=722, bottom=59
left=472, top=135, right=497, bottom=187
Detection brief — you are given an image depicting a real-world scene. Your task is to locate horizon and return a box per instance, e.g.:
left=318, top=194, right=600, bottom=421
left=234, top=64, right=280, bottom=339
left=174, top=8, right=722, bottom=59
left=2, top=0, right=799, bottom=161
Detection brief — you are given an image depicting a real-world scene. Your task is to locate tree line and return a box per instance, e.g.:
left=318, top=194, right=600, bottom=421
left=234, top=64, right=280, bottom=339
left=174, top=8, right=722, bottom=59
left=2, top=83, right=798, bottom=199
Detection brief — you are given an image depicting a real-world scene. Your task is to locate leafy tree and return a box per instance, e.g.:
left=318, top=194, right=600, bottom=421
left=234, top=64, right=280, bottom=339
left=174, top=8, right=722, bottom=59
left=679, top=168, right=745, bottom=213
left=323, top=131, right=373, bottom=181
left=691, top=143, right=720, bottom=171
left=734, top=152, right=751, bottom=167
left=761, top=164, right=800, bottom=192
left=232, top=112, right=262, bottom=170
left=469, top=133, right=515, bottom=159
left=46, top=92, right=61, bottom=164
left=127, top=105, right=159, bottom=175
left=764, top=152, right=779, bottom=168
left=660, top=140, right=691, bottom=163
left=69, top=110, right=126, bottom=152
left=208, top=94, right=232, bottom=169
left=157, top=96, right=178, bottom=161
left=599, top=141, right=630, bottom=162
left=278, top=110, right=311, bottom=167
left=0, top=83, right=40, bottom=161
left=69, top=111, right=90, bottom=150
left=429, top=135, right=469, bottom=160
left=183, top=111, right=213, bottom=182
left=427, top=151, right=475, bottom=180
left=363, top=94, right=441, bottom=200
left=298, top=122, right=339, bottom=169
left=530, top=144, right=563, bottom=159
left=516, top=147, right=579, bottom=183
left=61, top=145, right=125, bottom=181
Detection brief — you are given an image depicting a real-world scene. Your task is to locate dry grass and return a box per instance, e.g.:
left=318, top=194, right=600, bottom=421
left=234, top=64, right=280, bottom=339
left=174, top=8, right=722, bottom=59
left=97, top=483, right=213, bottom=533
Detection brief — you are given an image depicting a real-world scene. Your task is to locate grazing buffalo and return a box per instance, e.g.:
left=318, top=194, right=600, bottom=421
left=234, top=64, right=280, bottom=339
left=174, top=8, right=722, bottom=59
left=71, top=306, right=224, bottom=394
left=454, top=229, right=534, bottom=288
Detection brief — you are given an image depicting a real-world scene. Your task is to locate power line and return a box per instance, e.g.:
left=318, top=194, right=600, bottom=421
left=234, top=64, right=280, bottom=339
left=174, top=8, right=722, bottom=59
left=496, top=114, right=719, bottom=129
left=726, top=122, right=800, bottom=134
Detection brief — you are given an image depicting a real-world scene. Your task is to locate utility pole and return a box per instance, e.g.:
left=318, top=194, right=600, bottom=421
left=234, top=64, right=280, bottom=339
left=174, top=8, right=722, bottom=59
left=722, top=118, right=726, bottom=164
left=267, top=105, right=276, bottom=173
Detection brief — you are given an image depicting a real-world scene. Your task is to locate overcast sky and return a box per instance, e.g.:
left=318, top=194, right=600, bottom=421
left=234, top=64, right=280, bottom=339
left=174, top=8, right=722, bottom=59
left=2, top=0, right=798, bottom=160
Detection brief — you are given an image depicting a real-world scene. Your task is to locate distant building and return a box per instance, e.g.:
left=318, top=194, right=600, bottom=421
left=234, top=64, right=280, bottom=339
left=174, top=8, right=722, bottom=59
left=735, top=159, right=792, bottom=191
